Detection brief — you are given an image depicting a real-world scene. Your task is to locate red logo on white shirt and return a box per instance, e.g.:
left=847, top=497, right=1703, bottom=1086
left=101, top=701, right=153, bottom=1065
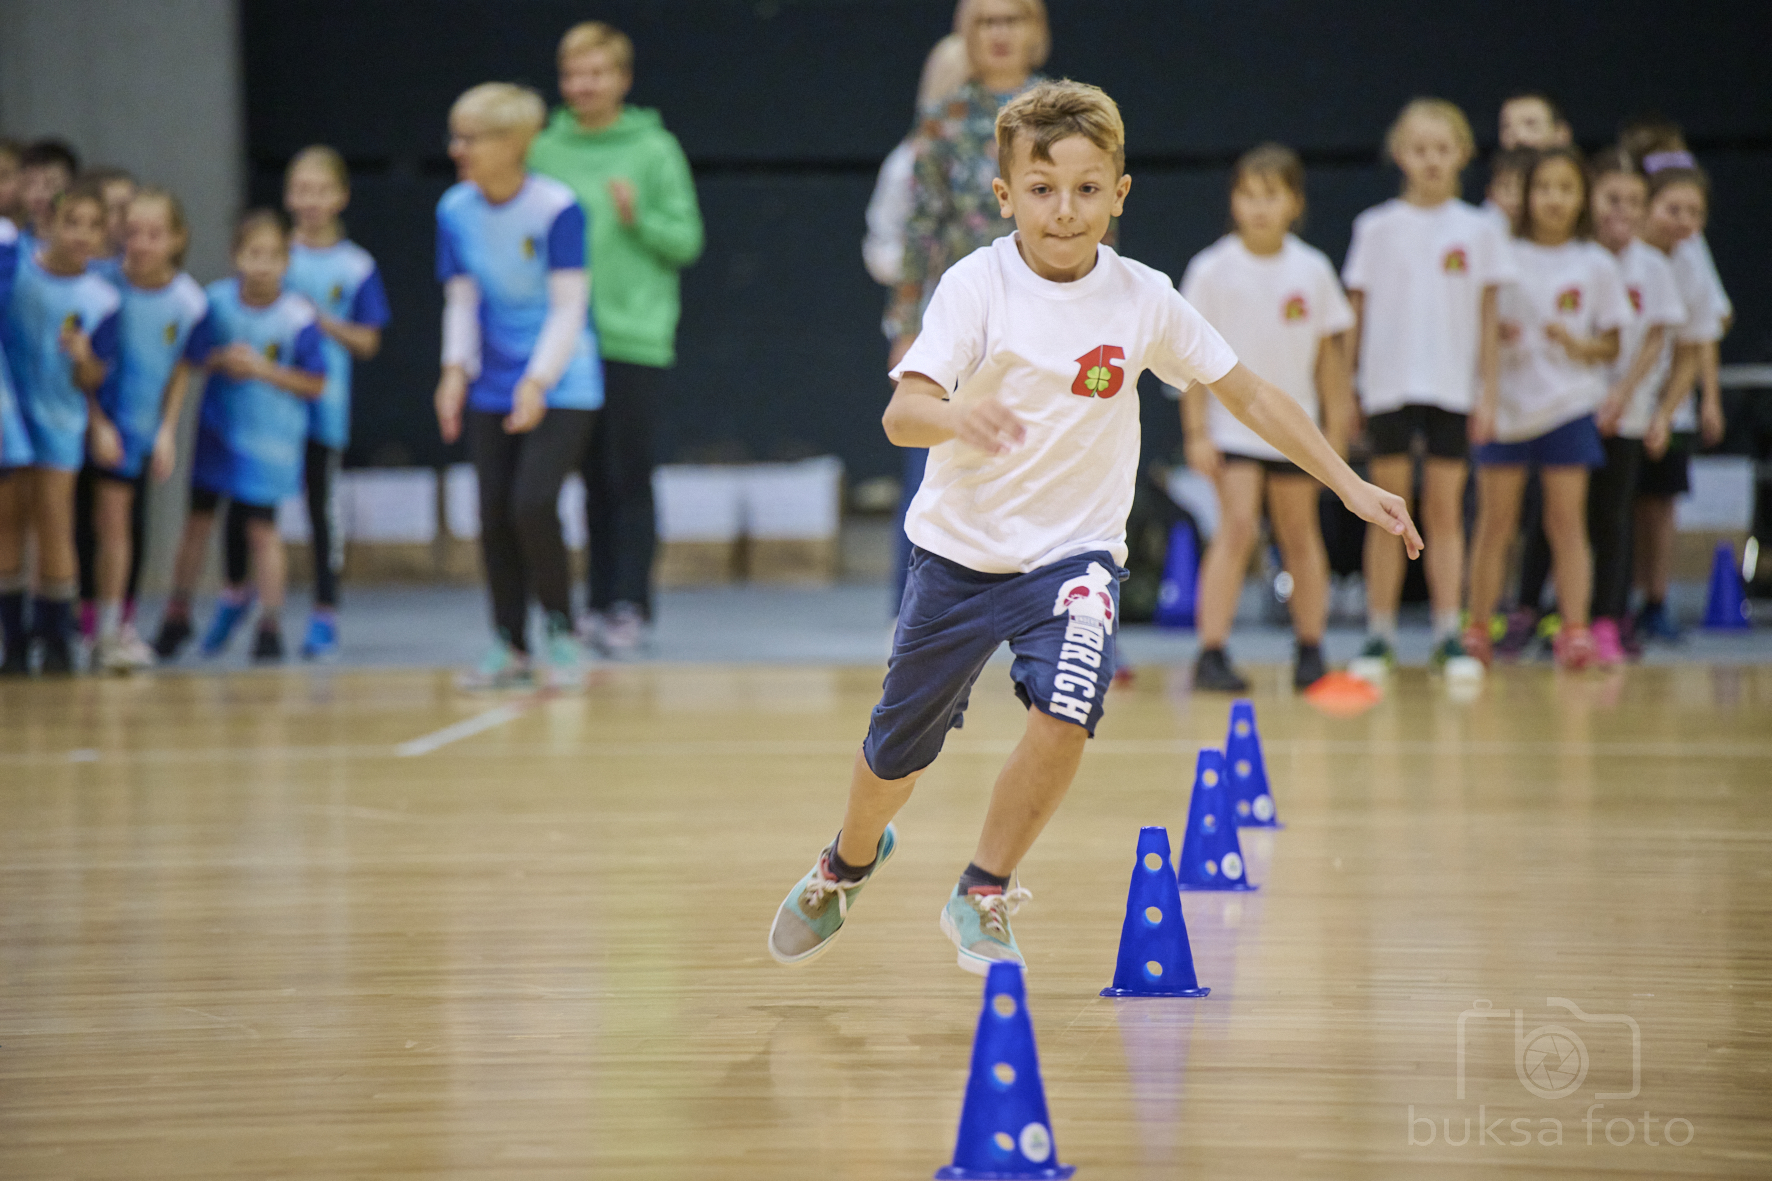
left=1556, top=286, right=1582, bottom=313
left=1627, top=286, right=1643, bottom=314
left=1282, top=293, right=1309, bottom=322
left=1071, top=345, right=1126, bottom=399
left=1442, top=247, right=1469, bottom=274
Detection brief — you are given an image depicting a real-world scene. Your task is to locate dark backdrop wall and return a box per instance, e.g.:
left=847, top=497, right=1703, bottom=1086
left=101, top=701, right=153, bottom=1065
left=243, top=0, right=1772, bottom=479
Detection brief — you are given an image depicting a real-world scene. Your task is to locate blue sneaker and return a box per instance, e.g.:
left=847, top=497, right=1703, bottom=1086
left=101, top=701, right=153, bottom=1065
left=300, top=614, right=339, bottom=661
left=1636, top=602, right=1682, bottom=643
left=199, top=594, right=254, bottom=657
left=768, top=825, right=897, bottom=966
left=456, top=639, right=533, bottom=691
left=940, top=881, right=1033, bottom=976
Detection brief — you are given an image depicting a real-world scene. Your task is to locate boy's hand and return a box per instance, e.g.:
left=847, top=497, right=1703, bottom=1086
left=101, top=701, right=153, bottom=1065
left=435, top=368, right=468, bottom=444
left=608, top=178, right=638, bottom=227
left=1344, top=480, right=1424, bottom=559
left=1545, top=322, right=1586, bottom=362
left=1644, top=413, right=1671, bottom=461
left=216, top=343, right=263, bottom=380
left=1468, top=404, right=1497, bottom=447
left=1184, top=435, right=1221, bottom=479
left=505, top=377, right=546, bottom=434
left=150, top=422, right=178, bottom=482
left=1595, top=387, right=1626, bottom=437
left=955, top=396, right=1025, bottom=455
left=88, top=413, right=124, bottom=470
left=59, top=322, right=95, bottom=366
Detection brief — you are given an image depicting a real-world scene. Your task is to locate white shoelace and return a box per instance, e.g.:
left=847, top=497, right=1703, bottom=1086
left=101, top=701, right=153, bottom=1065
left=970, top=885, right=1033, bottom=939
left=801, top=858, right=865, bottom=919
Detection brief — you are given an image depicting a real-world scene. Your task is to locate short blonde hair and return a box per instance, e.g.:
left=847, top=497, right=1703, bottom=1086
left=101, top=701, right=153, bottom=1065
left=995, top=79, right=1125, bottom=178
left=956, top=0, right=1050, bottom=72
left=451, top=83, right=547, bottom=137
left=559, top=21, right=634, bottom=73
left=1386, top=98, right=1475, bottom=162
left=287, top=144, right=349, bottom=191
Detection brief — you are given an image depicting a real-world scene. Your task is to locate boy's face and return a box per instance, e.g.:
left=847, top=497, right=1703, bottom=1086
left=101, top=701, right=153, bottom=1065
left=285, top=161, right=348, bottom=229
left=125, top=199, right=183, bottom=274
left=1393, top=114, right=1468, bottom=201
left=21, top=162, right=71, bottom=228
left=101, top=178, right=135, bottom=252
left=0, top=152, right=20, bottom=220
left=449, top=115, right=531, bottom=190
left=1487, top=169, right=1524, bottom=221
left=235, top=227, right=289, bottom=292
left=1499, top=98, right=1562, bottom=150
left=560, top=48, right=631, bottom=125
left=47, top=197, right=105, bottom=265
left=992, top=133, right=1129, bottom=278
left=1229, top=173, right=1300, bottom=243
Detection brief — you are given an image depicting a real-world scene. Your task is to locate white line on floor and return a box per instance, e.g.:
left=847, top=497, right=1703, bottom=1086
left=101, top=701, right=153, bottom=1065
left=393, top=703, right=526, bottom=758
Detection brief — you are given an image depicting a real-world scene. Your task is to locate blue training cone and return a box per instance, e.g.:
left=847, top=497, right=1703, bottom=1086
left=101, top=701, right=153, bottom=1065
left=1225, top=698, right=1282, bottom=828
left=936, top=962, right=1076, bottom=1180
left=1153, top=521, right=1198, bottom=628
left=1176, top=748, right=1257, bottom=892
left=1703, top=542, right=1751, bottom=630
left=1101, top=826, right=1210, bottom=998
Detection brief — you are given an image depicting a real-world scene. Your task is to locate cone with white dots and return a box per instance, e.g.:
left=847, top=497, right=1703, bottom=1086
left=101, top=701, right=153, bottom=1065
left=935, top=961, right=1076, bottom=1179
left=1176, top=748, right=1257, bottom=892
left=1100, top=825, right=1210, bottom=998
left=1225, top=698, right=1282, bottom=828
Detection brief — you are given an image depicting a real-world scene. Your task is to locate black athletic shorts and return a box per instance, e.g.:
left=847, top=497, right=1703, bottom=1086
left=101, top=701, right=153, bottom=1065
left=189, top=485, right=276, bottom=523
left=1636, top=434, right=1693, bottom=497
left=1221, top=452, right=1310, bottom=480
left=1365, top=404, right=1470, bottom=460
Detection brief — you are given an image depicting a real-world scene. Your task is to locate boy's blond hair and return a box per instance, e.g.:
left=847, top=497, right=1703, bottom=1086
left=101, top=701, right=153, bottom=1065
left=995, top=79, right=1125, bottom=178
left=451, top=83, right=547, bottom=137
left=1385, top=98, right=1475, bottom=162
left=558, top=20, right=634, bottom=73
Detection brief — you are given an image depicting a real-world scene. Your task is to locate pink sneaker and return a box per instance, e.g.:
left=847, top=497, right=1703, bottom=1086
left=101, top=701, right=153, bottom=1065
left=1590, top=617, right=1626, bottom=666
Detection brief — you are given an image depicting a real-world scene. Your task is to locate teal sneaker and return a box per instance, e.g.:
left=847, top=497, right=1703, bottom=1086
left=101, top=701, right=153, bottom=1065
left=456, top=639, right=533, bottom=691
left=1347, top=635, right=1395, bottom=684
left=940, top=882, right=1033, bottom=976
left=768, top=825, right=897, bottom=966
left=541, top=614, right=583, bottom=689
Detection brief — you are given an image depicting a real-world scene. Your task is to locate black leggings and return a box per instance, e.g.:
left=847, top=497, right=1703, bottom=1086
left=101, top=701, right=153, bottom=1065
left=306, top=440, right=343, bottom=608
left=580, top=360, right=660, bottom=618
left=470, top=407, right=596, bottom=652
left=1587, top=436, right=1643, bottom=620
left=75, top=465, right=149, bottom=604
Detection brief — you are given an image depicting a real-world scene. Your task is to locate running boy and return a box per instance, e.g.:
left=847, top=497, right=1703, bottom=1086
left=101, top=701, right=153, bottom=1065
left=767, top=81, right=1420, bottom=975
left=283, top=145, right=390, bottom=660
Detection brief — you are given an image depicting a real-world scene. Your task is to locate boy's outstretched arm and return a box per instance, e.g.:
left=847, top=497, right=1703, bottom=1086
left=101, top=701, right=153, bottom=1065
left=883, top=372, right=1026, bottom=455
left=1207, top=362, right=1423, bottom=558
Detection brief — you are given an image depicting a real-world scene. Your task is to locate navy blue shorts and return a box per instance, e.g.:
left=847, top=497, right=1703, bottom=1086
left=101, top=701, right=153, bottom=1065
left=1475, top=414, right=1605, bottom=468
left=864, top=547, right=1125, bottom=781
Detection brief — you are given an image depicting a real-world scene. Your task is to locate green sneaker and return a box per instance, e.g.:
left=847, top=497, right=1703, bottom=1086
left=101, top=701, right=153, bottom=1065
left=940, top=882, right=1033, bottom=976
left=768, top=825, right=897, bottom=966
left=541, top=614, right=584, bottom=689
left=457, top=638, right=533, bottom=691
left=1431, top=634, right=1485, bottom=681
left=1347, top=635, right=1395, bottom=684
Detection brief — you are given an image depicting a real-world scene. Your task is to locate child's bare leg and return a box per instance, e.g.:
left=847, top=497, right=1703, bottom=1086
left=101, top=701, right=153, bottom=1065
left=1468, top=465, right=1527, bottom=626
left=836, top=750, right=926, bottom=867
left=1197, top=463, right=1262, bottom=649
left=1422, top=458, right=1469, bottom=635
left=1636, top=495, right=1676, bottom=605
left=1268, top=474, right=1328, bottom=645
left=1541, top=466, right=1592, bottom=630
left=1363, top=455, right=1414, bottom=631
left=94, top=478, right=133, bottom=636
left=970, top=707, right=1089, bottom=878
left=30, top=468, right=78, bottom=590
left=0, top=474, right=25, bottom=583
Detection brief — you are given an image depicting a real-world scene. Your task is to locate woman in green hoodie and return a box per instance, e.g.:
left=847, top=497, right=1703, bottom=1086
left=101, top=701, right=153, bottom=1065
left=530, top=21, right=704, bottom=657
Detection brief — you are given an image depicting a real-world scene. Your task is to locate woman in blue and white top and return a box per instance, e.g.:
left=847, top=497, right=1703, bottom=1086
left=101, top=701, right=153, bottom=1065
left=435, top=82, right=604, bottom=690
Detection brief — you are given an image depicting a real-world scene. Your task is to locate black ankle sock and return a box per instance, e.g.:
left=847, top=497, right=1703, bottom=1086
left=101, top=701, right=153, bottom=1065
left=32, top=596, right=70, bottom=643
left=0, top=591, right=25, bottom=652
left=1296, top=641, right=1322, bottom=659
left=828, top=838, right=874, bottom=883
left=958, top=862, right=1010, bottom=894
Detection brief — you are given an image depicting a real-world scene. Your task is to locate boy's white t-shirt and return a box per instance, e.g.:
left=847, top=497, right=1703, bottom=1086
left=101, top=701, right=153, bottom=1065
left=1608, top=238, right=1686, bottom=440
left=1341, top=198, right=1517, bottom=415
left=892, top=235, right=1238, bottom=574
left=1665, top=237, right=1728, bottom=431
left=1180, top=233, right=1354, bottom=462
left=1495, top=239, right=1631, bottom=442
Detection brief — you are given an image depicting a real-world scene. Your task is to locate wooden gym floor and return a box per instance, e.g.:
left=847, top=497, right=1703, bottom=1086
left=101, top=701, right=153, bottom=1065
left=1, top=662, right=1768, bottom=1179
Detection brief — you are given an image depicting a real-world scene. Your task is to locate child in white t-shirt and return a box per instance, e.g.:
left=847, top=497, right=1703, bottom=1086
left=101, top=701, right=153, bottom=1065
left=767, top=81, right=1420, bottom=977
left=1466, top=147, right=1629, bottom=670
left=1342, top=98, right=1514, bottom=677
left=1588, top=150, right=1685, bottom=662
left=1181, top=144, right=1355, bottom=693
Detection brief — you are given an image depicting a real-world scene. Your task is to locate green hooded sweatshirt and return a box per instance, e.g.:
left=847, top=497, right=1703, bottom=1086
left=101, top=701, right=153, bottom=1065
left=529, top=105, right=704, bottom=367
